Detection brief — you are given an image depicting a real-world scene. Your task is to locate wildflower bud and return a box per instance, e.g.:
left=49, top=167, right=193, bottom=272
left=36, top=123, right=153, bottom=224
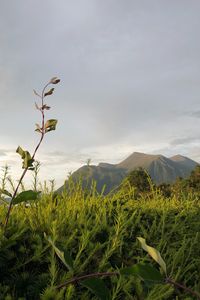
left=42, top=104, right=51, bottom=110
left=44, top=88, right=54, bottom=97
left=50, top=77, right=60, bottom=84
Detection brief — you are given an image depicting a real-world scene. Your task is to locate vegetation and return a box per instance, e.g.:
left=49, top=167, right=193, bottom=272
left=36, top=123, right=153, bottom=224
left=0, top=78, right=200, bottom=299
left=125, top=168, right=151, bottom=195
left=158, top=165, right=200, bottom=199
left=1, top=77, right=60, bottom=228
left=0, top=176, right=200, bottom=299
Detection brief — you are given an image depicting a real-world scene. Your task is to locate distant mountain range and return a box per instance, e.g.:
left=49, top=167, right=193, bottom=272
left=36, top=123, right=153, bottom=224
left=58, top=152, right=199, bottom=194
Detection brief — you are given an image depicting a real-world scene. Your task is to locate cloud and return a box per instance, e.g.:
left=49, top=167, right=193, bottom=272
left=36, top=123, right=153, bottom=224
left=0, top=148, right=16, bottom=159
left=170, top=136, right=200, bottom=146
left=190, top=111, right=200, bottom=118
left=1, top=1, right=200, bottom=186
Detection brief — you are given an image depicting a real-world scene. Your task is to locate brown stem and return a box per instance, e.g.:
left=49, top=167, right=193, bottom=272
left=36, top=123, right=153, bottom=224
left=56, top=272, right=200, bottom=299
left=4, top=168, right=28, bottom=229
left=166, top=278, right=200, bottom=299
left=56, top=271, right=119, bottom=289
left=3, top=81, right=50, bottom=231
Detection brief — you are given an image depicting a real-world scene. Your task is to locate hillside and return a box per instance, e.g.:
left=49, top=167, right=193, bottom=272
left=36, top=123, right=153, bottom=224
left=58, top=152, right=199, bottom=193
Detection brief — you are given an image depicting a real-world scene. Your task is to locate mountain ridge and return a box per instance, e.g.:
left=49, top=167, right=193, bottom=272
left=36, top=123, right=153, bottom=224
left=58, top=152, right=199, bottom=193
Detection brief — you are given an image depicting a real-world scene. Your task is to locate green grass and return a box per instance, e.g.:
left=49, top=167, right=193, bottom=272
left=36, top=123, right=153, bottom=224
left=0, top=183, right=200, bottom=299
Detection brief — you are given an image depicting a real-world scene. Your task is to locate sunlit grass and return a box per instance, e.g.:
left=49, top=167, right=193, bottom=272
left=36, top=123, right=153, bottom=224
left=0, top=180, right=200, bottom=299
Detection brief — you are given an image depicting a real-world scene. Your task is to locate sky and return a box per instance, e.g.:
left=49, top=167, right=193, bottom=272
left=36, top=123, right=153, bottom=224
left=0, top=0, right=200, bottom=188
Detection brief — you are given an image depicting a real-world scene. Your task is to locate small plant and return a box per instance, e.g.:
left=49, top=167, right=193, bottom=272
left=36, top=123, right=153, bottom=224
left=1, top=77, right=60, bottom=229
left=46, top=235, right=200, bottom=299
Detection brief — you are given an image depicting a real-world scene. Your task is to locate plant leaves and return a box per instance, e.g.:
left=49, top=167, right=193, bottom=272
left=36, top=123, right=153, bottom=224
left=120, top=263, right=163, bottom=283
left=23, top=152, right=34, bottom=169
left=16, top=146, right=25, bottom=158
left=42, top=104, right=51, bottom=110
left=16, top=147, right=34, bottom=169
left=35, top=102, right=41, bottom=110
left=81, top=278, right=110, bottom=300
left=0, top=189, right=12, bottom=198
left=33, top=89, right=41, bottom=98
left=45, top=235, right=74, bottom=271
left=44, top=119, right=58, bottom=133
left=12, top=190, right=41, bottom=205
left=44, top=88, right=54, bottom=97
left=35, top=123, right=42, bottom=133
left=50, top=77, right=60, bottom=84
left=137, top=237, right=167, bottom=274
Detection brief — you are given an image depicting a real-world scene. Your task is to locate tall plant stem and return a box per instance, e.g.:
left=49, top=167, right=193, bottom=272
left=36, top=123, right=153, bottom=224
left=4, top=81, right=51, bottom=230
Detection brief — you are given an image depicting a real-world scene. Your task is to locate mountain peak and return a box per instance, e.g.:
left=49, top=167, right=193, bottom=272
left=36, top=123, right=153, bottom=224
left=117, top=152, right=165, bottom=170
left=170, top=154, right=187, bottom=161
left=58, top=151, right=199, bottom=194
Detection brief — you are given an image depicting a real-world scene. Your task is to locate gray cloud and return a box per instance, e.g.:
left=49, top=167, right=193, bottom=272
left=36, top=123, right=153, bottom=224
left=190, top=111, right=200, bottom=118
left=170, top=136, right=200, bottom=146
left=1, top=0, right=200, bottom=186
left=0, top=148, right=16, bottom=157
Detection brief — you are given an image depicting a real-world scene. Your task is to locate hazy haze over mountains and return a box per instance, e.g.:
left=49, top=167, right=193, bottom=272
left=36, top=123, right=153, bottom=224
left=58, top=152, right=199, bottom=193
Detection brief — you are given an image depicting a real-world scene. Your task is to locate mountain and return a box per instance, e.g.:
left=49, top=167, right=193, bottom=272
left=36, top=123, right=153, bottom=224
left=170, top=154, right=198, bottom=171
left=57, top=152, right=199, bottom=194
left=117, top=152, right=198, bottom=184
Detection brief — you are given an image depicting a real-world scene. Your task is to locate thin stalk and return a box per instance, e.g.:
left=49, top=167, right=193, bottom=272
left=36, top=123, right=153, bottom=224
left=166, top=277, right=200, bottom=299
left=56, top=272, right=200, bottom=299
left=56, top=271, right=119, bottom=289
left=4, top=81, right=52, bottom=230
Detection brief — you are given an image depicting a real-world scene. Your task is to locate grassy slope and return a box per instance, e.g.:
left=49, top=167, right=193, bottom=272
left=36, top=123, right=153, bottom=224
left=0, top=184, right=200, bottom=299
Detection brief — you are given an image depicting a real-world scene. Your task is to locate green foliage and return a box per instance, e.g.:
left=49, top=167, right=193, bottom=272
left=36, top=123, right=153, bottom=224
left=157, top=183, right=172, bottom=198
left=126, top=167, right=151, bottom=194
left=4, top=77, right=60, bottom=229
left=45, top=234, right=74, bottom=271
left=12, top=190, right=41, bottom=205
left=0, top=189, right=12, bottom=198
left=120, top=263, right=163, bottom=283
left=16, top=146, right=35, bottom=170
left=188, top=165, right=200, bottom=190
left=44, top=119, right=58, bottom=133
left=137, top=237, right=166, bottom=274
left=81, top=278, right=110, bottom=300
left=0, top=181, right=200, bottom=299
left=156, top=166, right=200, bottom=200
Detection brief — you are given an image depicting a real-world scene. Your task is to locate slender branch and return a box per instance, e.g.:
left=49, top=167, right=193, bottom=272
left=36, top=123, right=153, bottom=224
left=56, top=271, right=119, bottom=289
left=56, top=272, right=200, bottom=299
left=166, top=278, right=200, bottom=299
left=3, top=80, right=52, bottom=230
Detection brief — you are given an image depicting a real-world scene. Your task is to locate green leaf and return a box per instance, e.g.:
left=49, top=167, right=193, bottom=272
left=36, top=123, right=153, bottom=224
left=45, top=235, right=73, bottom=271
left=44, top=119, right=58, bottom=133
left=16, top=146, right=34, bottom=169
left=120, top=263, right=163, bottom=283
left=16, top=146, right=25, bottom=158
left=81, top=278, right=110, bottom=300
left=44, top=88, right=54, bottom=97
left=23, top=151, right=34, bottom=169
left=12, top=190, right=41, bottom=205
left=137, top=237, right=167, bottom=274
left=0, top=189, right=12, bottom=198
left=35, top=123, right=42, bottom=133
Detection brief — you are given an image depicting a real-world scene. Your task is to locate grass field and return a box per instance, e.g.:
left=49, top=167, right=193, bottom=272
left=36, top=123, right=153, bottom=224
left=0, top=182, right=200, bottom=299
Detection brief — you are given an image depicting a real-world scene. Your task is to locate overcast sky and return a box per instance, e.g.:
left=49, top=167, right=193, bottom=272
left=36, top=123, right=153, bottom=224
left=0, top=0, right=200, bottom=188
